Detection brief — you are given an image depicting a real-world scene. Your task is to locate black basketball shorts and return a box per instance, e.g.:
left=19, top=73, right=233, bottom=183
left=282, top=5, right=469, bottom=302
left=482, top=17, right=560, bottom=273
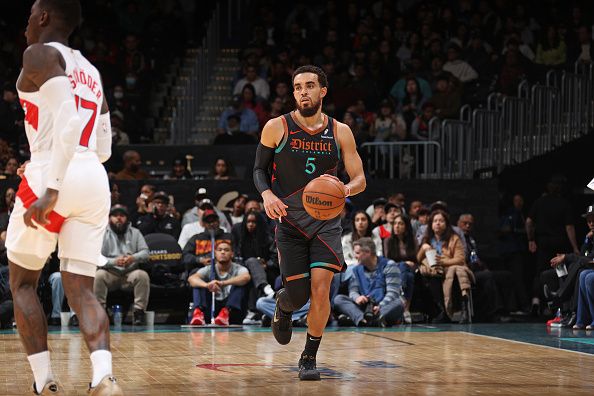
left=275, top=222, right=346, bottom=284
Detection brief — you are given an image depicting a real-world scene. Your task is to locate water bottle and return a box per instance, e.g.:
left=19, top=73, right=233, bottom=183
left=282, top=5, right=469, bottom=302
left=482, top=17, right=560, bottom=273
left=187, top=302, right=195, bottom=324
left=113, top=305, right=122, bottom=328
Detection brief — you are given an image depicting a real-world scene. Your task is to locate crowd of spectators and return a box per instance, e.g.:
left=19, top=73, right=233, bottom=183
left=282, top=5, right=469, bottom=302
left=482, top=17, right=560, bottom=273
left=0, top=169, right=587, bottom=327
left=216, top=0, right=594, bottom=146
left=0, top=0, right=209, bottom=165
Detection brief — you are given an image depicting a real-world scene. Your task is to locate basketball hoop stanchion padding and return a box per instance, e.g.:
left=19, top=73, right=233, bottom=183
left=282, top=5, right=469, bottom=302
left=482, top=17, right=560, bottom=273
left=209, top=229, right=216, bottom=325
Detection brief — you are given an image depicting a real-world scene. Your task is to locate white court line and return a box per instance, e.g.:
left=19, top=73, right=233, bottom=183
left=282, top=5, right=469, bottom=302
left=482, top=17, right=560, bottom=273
left=462, top=331, right=594, bottom=358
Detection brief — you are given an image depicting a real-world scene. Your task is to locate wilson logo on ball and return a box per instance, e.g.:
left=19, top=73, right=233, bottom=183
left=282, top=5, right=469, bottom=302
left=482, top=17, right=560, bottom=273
left=305, top=195, right=333, bottom=207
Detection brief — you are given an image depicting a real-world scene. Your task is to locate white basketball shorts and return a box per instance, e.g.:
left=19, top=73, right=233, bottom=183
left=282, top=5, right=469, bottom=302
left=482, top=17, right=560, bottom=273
left=6, top=151, right=110, bottom=275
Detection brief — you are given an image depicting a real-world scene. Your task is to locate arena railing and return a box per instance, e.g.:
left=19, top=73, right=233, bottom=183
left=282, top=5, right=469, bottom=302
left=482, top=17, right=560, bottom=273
left=169, top=0, right=247, bottom=144
left=366, top=61, right=592, bottom=180
left=360, top=141, right=442, bottom=179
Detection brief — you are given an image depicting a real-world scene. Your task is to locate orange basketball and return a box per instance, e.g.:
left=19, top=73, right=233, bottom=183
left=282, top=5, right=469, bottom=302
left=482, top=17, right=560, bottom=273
left=302, top=176, right=345, bottom=221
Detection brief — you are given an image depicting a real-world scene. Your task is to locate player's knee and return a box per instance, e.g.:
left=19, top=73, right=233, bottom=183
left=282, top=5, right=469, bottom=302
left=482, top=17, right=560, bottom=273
left=310, top=279, right=331, bottom=301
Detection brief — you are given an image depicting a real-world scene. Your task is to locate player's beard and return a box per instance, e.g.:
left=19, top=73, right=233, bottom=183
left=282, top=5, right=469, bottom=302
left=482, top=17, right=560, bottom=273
left=297, top=97, right=322, bottom=117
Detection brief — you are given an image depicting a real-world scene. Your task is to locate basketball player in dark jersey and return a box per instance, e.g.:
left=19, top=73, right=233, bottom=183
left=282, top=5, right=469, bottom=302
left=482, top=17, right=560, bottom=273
left=253, top=65, right=366, bottom=380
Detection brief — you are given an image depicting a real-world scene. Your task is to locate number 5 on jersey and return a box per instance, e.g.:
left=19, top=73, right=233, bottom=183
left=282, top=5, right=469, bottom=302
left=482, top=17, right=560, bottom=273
left=305, top=157, right=316, bottom=174
left=74, top=94, right=97, bottom=147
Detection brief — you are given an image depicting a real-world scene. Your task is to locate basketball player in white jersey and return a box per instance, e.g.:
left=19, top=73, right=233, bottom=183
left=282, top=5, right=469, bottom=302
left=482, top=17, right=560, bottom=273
left=7, top=1, right=122, bottom=394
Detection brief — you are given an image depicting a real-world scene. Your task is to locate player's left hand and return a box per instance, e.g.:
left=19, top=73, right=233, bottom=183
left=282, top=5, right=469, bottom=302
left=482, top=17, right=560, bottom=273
left=17, top=161, right=29, bottom=178
left=24, top=189, right=59, bottom=229
left=319, top=174, right=349, bottom=196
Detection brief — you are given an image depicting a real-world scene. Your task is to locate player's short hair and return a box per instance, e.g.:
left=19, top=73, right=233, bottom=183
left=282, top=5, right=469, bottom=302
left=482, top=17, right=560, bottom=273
left=39, top=0, right=82, bottom=33
left=292, top=65, right=328, bottom=89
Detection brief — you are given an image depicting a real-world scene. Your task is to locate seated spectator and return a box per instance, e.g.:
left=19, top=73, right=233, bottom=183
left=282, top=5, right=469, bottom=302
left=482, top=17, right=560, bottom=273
left=110, top=111, right=130, bottom=146
left=209, top=157, right=235, bottom=180
left=224, top=194, right=247, bottom=226
left=431, top=74, right=462, bottom=119
left=270, top=81, right=295, bottom=113
left=442, top=44, right=478, bottom=83
left=188, top=241, right=251, bottom=325
left=217, top=96, right=259, bottom=139
left=163, top=156, right=192, bottom=180
left=417, top=210, right=472, bottom=323
left=114, top=150, right=150, bottom=180
left=410, top=102, right=435, bottom=141
left=334, top=237, right=404, bottom=327
left=1, top=157, right=19, bottom=180
left=132, top=184, right=156, bottom=224
left=181, top=209, right=233, bottom=272
left=181, top=188, right=232, bottom=230
left=240, top=83, right=268, bottom=129
left=384, top=214, right=418, bottom=323
left=0, top=187, right=15, bottom=241
left=413, top=206, right=430, bottom=238
left=574, top=269, right=594, bottom=330
left=458, top=213, right=514, bottom=321
left=135, top=191, right=181, bottom=239
left=94, top=205, right=150, bottom=325
left=233, top=65, right=270, bottom=100
left=408, top=200, right=423, bottom=229
left=396, top=77, right=428, bottom=129
left=342, top=111, right=368, bottom=146
left=109, top=181, right=121, bottom=206
left=535, top=25, right=567, bottom=66
left=389, top=74, right=432, bottom=107
left=415, top=201, right=467, bottom=254
left=214, top=114, right=258, bottom=145
left=497, top=47, right=527, bottom=96
left=367, top=197, right=387, bottom=229
left=369, top=99, right=406, bottom=142
left=541, top=204, right=594, bottom=327
left=342, top=210, right=383, bottom=266
left=372, top=202, right=402, bottom=250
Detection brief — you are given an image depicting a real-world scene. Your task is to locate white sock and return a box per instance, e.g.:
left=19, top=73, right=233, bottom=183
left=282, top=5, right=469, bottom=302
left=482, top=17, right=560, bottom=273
left=90, top=350, right=112, bottom=387
left=27, top=351, right=53, bottom=394
left=264, top=284, right=275, bottom=298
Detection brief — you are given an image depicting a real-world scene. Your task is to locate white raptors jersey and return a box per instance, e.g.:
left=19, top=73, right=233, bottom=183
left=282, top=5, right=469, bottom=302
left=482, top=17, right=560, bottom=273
left=17, top=42, right=104, bottom=156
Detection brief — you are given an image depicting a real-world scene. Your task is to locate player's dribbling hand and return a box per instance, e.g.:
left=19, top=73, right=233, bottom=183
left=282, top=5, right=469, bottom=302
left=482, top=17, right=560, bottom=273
left=16, top=161, right=29, bottom=178
left=24, top=189, right=59, bottom=229
left=262, top=190, right=288, bottom=220
left=319, top=174, right=349, bottom=196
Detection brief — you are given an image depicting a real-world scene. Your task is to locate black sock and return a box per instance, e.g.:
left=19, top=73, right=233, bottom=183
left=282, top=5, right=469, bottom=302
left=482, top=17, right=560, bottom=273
left=303, top=333, right=322, bottom=357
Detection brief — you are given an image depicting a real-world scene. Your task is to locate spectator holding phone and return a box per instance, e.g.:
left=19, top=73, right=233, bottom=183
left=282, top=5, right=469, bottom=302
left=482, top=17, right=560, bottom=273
left=135, top=191, right=181, bottom=238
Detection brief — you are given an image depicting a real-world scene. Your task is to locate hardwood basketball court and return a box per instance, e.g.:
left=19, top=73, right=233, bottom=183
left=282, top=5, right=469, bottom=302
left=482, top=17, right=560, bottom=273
left=0, top=324, right=592, bottom=395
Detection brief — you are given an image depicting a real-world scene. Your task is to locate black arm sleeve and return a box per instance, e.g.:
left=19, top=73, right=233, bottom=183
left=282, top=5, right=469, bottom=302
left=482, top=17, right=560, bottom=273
left=253, top=143, right=275, bottom=194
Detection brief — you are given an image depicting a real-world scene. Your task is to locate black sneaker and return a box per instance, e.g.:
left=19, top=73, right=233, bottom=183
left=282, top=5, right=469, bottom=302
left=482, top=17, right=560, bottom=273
left=68, top=314, right=79, bottom=327
left=133, top=310, right=146, bottom=326
left=298, top=354, right=321, bottom=381
left=272, top=289, right=293, bottom=345
left=337, top=314, right=355, bottom=327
